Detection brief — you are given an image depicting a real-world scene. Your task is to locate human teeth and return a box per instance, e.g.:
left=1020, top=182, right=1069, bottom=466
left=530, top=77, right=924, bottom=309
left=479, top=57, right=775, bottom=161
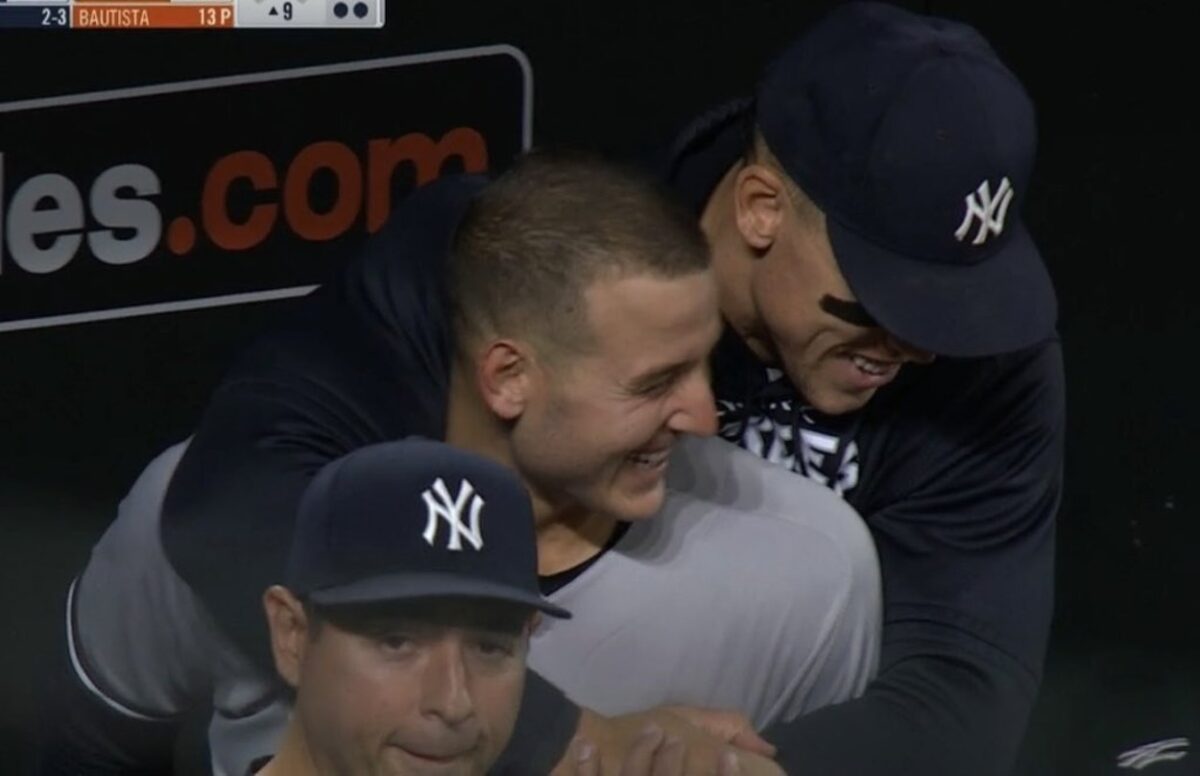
left=632, top=451, right=668, bottom=467
left=851, top=354, right=888, bottom=376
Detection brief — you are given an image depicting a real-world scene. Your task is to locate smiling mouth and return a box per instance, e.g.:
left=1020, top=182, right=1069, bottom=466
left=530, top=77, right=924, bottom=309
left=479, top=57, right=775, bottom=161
left=849, top=353, right=897, bottom=376
left=628, top=448, right=671, bottom=469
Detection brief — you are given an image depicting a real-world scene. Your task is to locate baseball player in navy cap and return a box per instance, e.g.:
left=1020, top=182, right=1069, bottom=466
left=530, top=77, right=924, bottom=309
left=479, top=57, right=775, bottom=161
left=255, top=438, right=568, bottom=776
left=661, top=2, right=1065, bottom=774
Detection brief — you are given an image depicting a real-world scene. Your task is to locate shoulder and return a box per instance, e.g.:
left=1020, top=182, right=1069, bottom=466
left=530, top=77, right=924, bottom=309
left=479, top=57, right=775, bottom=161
left=857, top=339, right=1065, bottom=527
left=190, top=177, right=487, bottom=443
left=879, top=338, right=1064, bottom=428
left=667, top=434, right=867, bottom=528
left=864, top=338, right=1065, bottom=476
left=230, top=174, right=487, bottom=381
left=661, top=435, right=878, bottom=602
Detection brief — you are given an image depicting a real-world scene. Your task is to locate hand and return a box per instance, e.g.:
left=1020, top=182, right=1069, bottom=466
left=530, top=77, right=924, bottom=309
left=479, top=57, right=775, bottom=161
left=573, top=725, right=740, bottom=776
left=554, top=707, right=784, bottom=776
left=658, top=705, right=776, bottom=759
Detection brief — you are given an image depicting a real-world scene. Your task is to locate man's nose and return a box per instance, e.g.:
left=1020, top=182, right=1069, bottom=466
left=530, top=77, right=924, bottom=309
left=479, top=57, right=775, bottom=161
left=419, top=640, right=476, bottom=726
left=667, top=369, right=718, bottom=437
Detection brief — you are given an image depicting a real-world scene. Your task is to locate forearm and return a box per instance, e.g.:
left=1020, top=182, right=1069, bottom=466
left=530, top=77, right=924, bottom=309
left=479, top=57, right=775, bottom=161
left=765, top=650, right=1038, bottom=776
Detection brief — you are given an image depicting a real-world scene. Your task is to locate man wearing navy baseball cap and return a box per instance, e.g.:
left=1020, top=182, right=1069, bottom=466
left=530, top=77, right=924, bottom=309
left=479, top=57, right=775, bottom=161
left=255, top=438, right=569, bottom=776
left=663, top=1, right=1065, bottom=774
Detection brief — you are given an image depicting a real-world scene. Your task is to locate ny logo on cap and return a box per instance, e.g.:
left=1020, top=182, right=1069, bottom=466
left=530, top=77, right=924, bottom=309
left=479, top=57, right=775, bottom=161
left=955, top=177, right=1014, bottom=246
left=422, top=477, right=485, bottom=551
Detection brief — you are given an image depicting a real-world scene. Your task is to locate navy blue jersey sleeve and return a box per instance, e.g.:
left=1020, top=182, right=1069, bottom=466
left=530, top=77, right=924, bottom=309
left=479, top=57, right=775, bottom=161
left=162, top=173, right=480, bottom=669
left=163, top=375, right=380, bottom=670
left=766, top=341, right=1065, bottom=775
left=37, top=605, right=178, bottom=776
left=38, top=679, right=178, bottom=776
left=491, top=671, right=582, bottom=775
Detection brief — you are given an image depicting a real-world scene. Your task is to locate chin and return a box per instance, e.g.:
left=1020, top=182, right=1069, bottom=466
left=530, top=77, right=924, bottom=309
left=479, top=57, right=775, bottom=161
left=619, top=498, right=665, bottom=521
left=809, top=387, right=877, bottom=416
left=602, top=485, right=666, bottom=522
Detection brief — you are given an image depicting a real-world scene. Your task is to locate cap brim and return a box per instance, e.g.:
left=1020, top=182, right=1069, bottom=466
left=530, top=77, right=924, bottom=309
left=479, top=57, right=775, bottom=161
left=307, top=572, right=572, bottom=619
left=827, top=218, right=1058, bottom=358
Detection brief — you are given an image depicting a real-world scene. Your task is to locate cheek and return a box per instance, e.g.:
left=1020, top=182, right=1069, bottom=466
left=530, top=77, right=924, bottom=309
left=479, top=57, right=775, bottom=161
left=512, top=397, right=584, bottom=466
left=755, top=264, right=857, bottom=360
left=754, top=259, right=806, bottom=329
left=516, top=377, right=677, bottom=502
left=579, top=403, right=668, bottom=467
left=299, top=644, right=408, bottom=743
left=473, top=670, right=527, bottom=756
left=755, top=285, right=816, bottom=356
left=523, top=394, right=645, bottom=464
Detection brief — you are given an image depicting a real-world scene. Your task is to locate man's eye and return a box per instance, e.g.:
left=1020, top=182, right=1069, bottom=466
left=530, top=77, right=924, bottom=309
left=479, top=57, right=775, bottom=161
left=474, top=638, right=516, bottom=658
left=379, top=634, right=415, bottom=652
left=638, top=378, right=674, bottom=397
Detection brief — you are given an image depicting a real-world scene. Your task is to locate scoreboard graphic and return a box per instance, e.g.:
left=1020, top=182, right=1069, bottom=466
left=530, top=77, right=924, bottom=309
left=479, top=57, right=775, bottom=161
left=0, top=0, right=383, bottom=28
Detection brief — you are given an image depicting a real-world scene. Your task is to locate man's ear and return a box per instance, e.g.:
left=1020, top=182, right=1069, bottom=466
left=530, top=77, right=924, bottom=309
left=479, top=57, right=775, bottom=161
left=476, top=339, right=535, bottom=421
left=734, top=163, right=787, bottom=251
left=263, top=586, right=310, bottom=689
left=517, top=612, right=542, bottom=657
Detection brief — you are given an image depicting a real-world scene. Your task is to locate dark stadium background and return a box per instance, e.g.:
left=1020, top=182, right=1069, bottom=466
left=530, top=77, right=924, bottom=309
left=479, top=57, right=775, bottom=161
left=1, top=2, right=1195, bottom=773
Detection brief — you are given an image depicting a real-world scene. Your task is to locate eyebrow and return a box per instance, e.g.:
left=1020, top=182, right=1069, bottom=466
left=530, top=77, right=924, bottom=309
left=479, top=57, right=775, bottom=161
left=628, top=361, right=692, bottom=393
left=819, top=295, right=879, bottom=328
left=333, top=609, right=528, bottom=638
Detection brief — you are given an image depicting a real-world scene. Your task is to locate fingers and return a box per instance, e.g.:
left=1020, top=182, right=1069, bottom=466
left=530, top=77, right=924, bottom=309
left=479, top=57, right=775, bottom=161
left=570, top=727, right=673, bottom=776
left=718, top=749, right=743, bottom=776
left=617, top=725, right=664, bottom=775
left=659, top=706, right=775, bottom=757
left=652, top=733, right=685, bottom=776
left=728, top=727, right=777, bottom=758
left=590, top=709, right=781, bottom=776
left=574, top=738, right=601, bottom=776
left=729, top=749, right=787, bottom=776
left=615, top=725, right=687, bottom=776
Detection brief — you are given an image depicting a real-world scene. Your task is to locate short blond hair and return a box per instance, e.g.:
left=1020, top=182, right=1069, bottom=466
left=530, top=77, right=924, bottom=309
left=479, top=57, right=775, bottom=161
left=448, top=149, right=710, bottom=358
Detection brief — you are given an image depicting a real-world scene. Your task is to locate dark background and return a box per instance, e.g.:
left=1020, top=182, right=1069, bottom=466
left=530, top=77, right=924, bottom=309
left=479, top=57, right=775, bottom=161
left=2, top=1, right=1196, bottom=773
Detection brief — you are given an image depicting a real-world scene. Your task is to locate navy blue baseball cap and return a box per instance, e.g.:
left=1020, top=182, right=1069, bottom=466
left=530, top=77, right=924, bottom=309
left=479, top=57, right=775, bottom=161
left=756, top=1, right=1057, bottom=357
left=286, top=438, right=570, bottom=619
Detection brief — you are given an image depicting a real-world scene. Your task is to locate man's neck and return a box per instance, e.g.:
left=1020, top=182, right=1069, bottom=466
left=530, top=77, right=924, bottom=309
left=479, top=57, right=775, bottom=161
left=532, top=502, right=620, bottom=577
left=445, top=363, right=619, bottom=576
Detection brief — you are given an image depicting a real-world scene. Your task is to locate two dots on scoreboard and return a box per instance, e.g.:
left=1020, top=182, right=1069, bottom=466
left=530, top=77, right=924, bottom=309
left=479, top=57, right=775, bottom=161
left=332, top=2, right=370, bottom=19
left=246, top=0, right=376, bottom=25
left=331, top=1, right=367, bottom=18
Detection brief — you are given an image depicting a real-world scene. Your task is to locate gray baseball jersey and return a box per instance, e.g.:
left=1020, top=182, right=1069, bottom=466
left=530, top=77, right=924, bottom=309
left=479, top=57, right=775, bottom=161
left=67, top=435, right=880, bottom=776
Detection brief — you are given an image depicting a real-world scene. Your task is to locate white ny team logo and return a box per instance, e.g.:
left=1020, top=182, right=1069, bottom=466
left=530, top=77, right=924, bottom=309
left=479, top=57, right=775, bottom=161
left=422, top=477, right=485, bottom=551
left=955, top=177, right=1014, bottom=245
left=1117, top=738, right=1189, bottom=770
